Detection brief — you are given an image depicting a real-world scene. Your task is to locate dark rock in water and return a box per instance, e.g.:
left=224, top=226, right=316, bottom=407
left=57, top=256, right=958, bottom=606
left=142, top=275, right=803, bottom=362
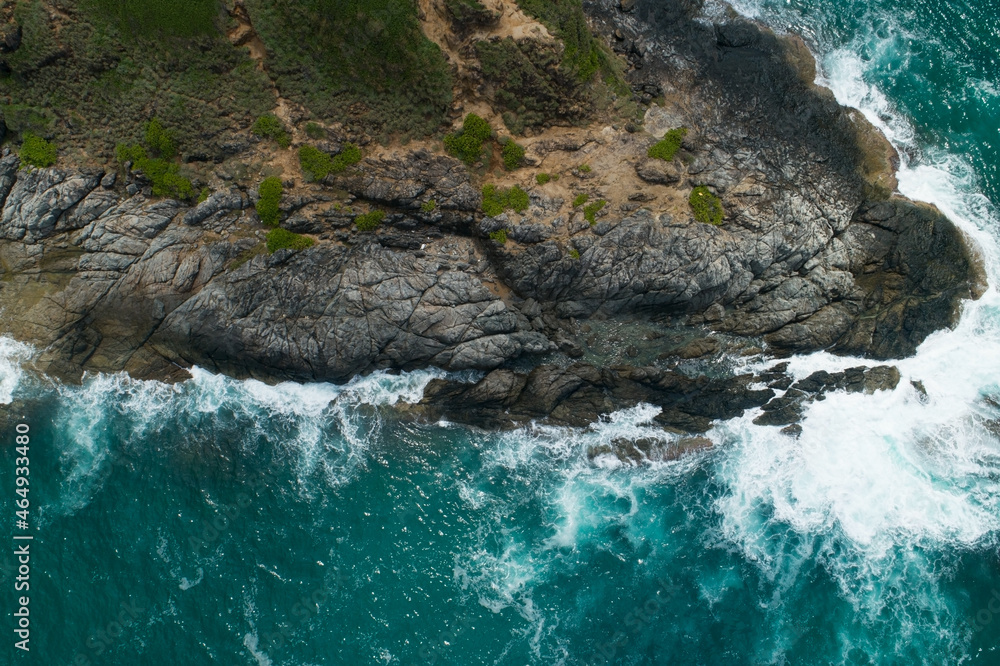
left=673, top=337, right=720, bottom=359
left=755, top=365, right=900, bottom=427
left=588, top=435, right=712, bottom=464
left=780, top=424, right=802, bottom=438
left=412, top=362, right=773, bottom=433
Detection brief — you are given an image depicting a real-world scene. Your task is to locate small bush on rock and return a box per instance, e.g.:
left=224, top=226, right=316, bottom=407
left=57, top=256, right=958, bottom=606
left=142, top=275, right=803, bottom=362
left=266, top=228, right=314, bottom=253
left=488, top=229, right=507, bottom=244
left=19, top=133, right=57, bottom=168
left=256, top=177, right=283, bottom=227
left=648, top=127, right=687, bottom=162
left=299, top=144, right=334, bottom=182
left=482, top=183, right=529, bottom=216
left=572, top=193, right=589, bottom=207
left=252, top=114, right=291, bottom=148
left=689, top=186, right=723, bottom=225
left=144, top=118, right=176, bottom=159
left=444, top=113, right=492, bottom=164
left=355, top=210, right=385, bottom=231
left=331, top=143, right=362, bottom=173
left=584, top=200, right=606, bottom=225
left=502, top=139, right=525, bottom=171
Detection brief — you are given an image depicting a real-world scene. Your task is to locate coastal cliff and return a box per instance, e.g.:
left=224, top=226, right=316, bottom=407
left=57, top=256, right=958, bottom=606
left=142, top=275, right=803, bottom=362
left=0, top=0, right=984, bottom=429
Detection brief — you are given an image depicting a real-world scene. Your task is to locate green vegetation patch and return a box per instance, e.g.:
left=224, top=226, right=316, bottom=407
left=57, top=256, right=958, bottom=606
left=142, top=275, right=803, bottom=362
left=256, top=177, right=284, bottom=227
left=355, top=210, right=386, bottom=232
left=252, top=114, right=291, bottom=149
left=584, top=200, right=606, bottom=225
left=421, top=200, right=437, bottom=213
left=266, top=228, right=314, bottom=253
left=577, top=163, right=592, bottom=173
left=482, top=183, right=529, bottom=216
left=572, top=193, right=589, bottom=207
left=445, top=0, right=498, bottom=25
left=19, top=133, right=57, bottom=169
left=648, top=128, right=687, bottom=162
left=536, top=173, right=551, bottom=185
left=331, top=143, right=362, bottom=173
left=513, top=0, right=601, bottom=80
left=305, top=122, right=326, bottom=140
left=243, top=0, right=452, bottom=138
left=299, top=145, right=333, bottom=182
left=488, top=229, right=508, bottom=244
left=689, top=186, right=724, bottom=226
left=475, top=37, right=591, bottom=135
left=501, top=139, right=525, bottom=171
left=81, top=0, right=219, bottom=40
left=569, top=248, right=580, bottom=259
left=115, top=141, right=194, bottom=200
left=444, top=114, right=492, bottom=165
left=3, top=0, right=273, bottom=164
left=144, top=117, right=177, bottom=159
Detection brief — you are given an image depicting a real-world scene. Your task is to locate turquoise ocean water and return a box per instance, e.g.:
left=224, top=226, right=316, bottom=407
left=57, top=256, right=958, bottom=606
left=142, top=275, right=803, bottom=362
left=6, top=0, right=1000, bottom=663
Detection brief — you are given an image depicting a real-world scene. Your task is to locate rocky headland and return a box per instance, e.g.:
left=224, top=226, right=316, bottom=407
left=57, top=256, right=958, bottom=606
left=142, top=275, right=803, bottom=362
left=0, top=0, right=985, bottom=440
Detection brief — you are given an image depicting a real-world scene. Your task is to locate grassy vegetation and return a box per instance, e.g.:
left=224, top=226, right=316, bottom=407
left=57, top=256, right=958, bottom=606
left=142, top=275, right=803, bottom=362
left=583, top=199, right=606, bottom=225
left=648, top=128, right=687, bottom=162
left=331, top=143, right=362, bottom=172
left=252, top=114, right=291, bottom=149
left=81, top=0, right=219, bottom=39
left=577, top=163, right=592, bottom=173
left=689, top=186, right=724, bottom=225
left=266, top=228, right=314, bottom=253
left=569, top=248, right=580, bottom=259
left=444, top=114, right=492, bottom=165
left=355, top=210, right=385, bottom=231
left=573, top=193, right=589, bottom=207
left=501, top=139, right=525, bottom=171
left=116, top=140, right=195, bottom=199
left=256, top=177, right=283, bottom=227
left=1, top=0, right=273, bottom=164
left=514, top=0, right=601, bottom=80
left=299, top=145, right=333, bottom=182
left=445, top=0, right=498, bottom=25
left=243, top=0, right=452, bottom=138
left=488, top=229, right=508, bottom=244
left=475, top=37, right=591, bottom=135
left=482, top=184, right=529, bottom=216
left=305, top=122, right=326, bottom=140
left=421, top=200, right=437, bottom=213
left=19, top=133, right=56, bottom=168
left=198, top=187, right=210, bottom=203
left=536, top=173, right=551, bottom=185
left=144, top=118, right=177, bottom=159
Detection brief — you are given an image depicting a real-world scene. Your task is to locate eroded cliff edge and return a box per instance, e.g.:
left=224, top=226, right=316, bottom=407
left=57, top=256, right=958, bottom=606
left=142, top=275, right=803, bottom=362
left=0, top=0, right=985, bottom=434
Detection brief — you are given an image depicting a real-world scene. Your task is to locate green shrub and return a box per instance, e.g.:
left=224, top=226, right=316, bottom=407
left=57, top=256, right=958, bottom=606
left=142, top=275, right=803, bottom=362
left=482, top=184, right=529, bottom=216
left=584, top=200, right=606, bottom=225
left=299, top=144, right=334, bottom=181
left=577, top=163, right=592, bottom=173
left=355, top=210, right=386, bottom=231
left=252, top=114, right=291, bottom=149
left=19, top=133, right=57, bottom=169
left=648, top=128, right=687, bottom=162
left=83, top=0, right=218, bottom=39
left=421, top=200, right=437, bottom=213
left=536, top=172, right=551, bottom=185
left=331, top=143, right=362, bottom=173
left=256, top=177, right=284, bottom=227
left=198, top=187, right=210, bottom=203
left=116, top=142, right=194, bottom=199
left=689, top=186, right=724, bottom=225
left=488, top=229, right=508, bottom=244
left=569, top=248, right=580, bottom=259
left=502, top=139, right=525, bottom=171
left=513, top=0, right=602, bottom=81
left=305, top=122, right=326, bottom=139
left=444, top=113, right=492, bottom=164
left=144, top=118, right=176, bottom=159
left=572, top=193, right=589, bottom=207
left=266, top=228, right=314, bottom=253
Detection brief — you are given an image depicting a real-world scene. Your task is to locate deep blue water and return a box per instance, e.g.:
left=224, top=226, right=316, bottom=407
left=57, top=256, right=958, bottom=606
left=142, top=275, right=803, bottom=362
left=5, top=0, right=1000, bottom=664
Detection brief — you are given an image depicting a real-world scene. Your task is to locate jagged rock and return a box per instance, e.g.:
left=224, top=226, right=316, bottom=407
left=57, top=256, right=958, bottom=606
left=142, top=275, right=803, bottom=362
left=182, top=188, right=246, bottom=226
left=410, top=362, right=773, bottom=432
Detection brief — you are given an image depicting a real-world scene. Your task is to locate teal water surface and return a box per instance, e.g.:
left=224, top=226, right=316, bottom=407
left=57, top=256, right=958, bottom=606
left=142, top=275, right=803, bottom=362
left=6, top=0, right=1000, bottom=663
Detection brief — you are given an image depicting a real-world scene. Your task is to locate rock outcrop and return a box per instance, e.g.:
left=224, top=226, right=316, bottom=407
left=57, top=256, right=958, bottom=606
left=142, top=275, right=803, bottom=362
left=0, top=0, right=984, bottom=428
